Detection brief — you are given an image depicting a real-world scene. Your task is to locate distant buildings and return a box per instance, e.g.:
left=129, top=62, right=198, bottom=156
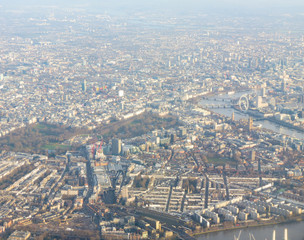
left=0, top=9, right=304, bottom=239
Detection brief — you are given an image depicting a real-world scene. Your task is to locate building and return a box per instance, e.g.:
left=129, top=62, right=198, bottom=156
left=119, top=90, right=124, bottom=97
left=112, top=138, right=122, bottom=155
left=82, top=80, right=87, bottom=92
left=248, top=117, right=253, bottom=131
left=8, top=231, right=31, bottom=240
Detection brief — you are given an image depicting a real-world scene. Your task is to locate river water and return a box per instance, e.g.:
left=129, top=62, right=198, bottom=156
left=200, top=91, right=304, bottom=140
left=197, top=221, right=304, bottom=240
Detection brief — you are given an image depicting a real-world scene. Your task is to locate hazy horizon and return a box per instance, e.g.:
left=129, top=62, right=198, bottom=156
left=1, top=0, right=304, bottom=16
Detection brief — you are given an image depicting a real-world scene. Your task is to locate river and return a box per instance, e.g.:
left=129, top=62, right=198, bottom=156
left=200, top=91, right=304, bottom=140
left=198, top=91, right=304, bottom=239
left=197, top=220, right=304, bottom=240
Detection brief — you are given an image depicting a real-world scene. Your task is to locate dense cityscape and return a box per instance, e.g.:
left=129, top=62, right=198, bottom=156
left=0, top=2, right=304, bottom=240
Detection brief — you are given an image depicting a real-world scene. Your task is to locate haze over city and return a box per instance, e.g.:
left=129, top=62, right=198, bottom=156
left=0, top=0, right=304, bottom=240
left=2, top=0, right=304, bottom=15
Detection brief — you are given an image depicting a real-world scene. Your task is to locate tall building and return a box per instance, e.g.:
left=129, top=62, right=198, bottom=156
left=258, top=158, right=261, bottom=174
left=257, top=96, right=263, bottom=109
left=248, top=117, right=253, bottom=131
left=261, top=87, right=266, bottom=97
left=281, top=78, right=287, bottom=92
left=170, top=134, right=176, bottom=144
left=112, top=138, right=122, bottom=155
left=231, top=112, right=235, bottom=122
left=178, top=127, right=187, bottom=137
left=82, top=80, right=87, bottom=92
left=256, top=95, right=268, bottom=109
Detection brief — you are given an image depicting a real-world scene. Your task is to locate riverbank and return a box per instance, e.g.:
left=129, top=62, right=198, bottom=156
left=232, top=106, right=304, bottom=134
left=267, top=116, right=304, bottom=133
left=192, top=214, right=304, bottom=238
left=187, top=88, right=251, bottom=104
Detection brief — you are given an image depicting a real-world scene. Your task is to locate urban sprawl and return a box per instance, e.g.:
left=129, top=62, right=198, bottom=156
left=0, top=9, right=304, bottom=240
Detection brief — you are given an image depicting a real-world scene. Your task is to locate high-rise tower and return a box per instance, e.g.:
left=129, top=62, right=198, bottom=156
left=248, top=117, right=253, bottom=131
left=112, top=138, right=122, bottom=155
left=82, top=80, right=87, bottom=92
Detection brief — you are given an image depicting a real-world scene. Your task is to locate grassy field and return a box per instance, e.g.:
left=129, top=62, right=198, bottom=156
left=0, top=112, right=181, bottom=155
left=42, top=144, right=71, bottom=150
left=0, top=122, right=87, bottom=154
left=208, top=157, right=237, bottom=166
left=93, top=112, right=180, bottom=141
